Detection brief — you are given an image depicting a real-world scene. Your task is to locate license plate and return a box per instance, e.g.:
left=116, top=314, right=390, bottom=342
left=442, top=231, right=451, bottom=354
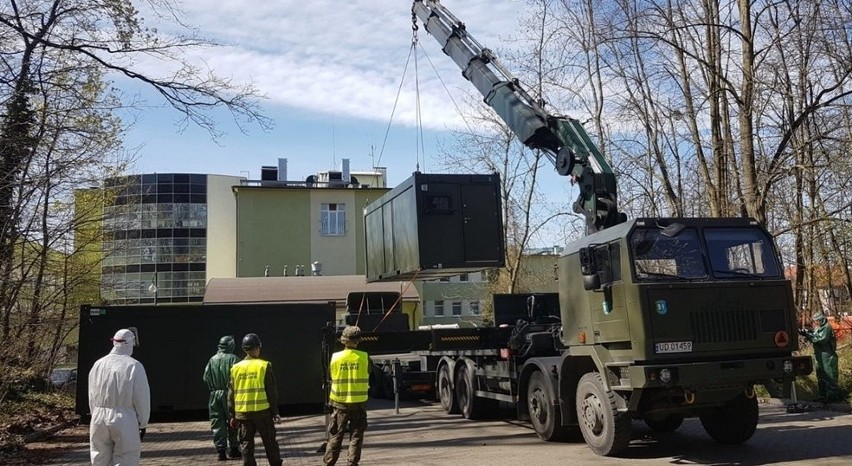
left=654, top=341, right=693, bottom=353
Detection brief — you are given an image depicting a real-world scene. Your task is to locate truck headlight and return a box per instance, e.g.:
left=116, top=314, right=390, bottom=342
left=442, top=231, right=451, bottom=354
left=783, top=360, right=793, bottom=374
left=659, top=368, right=673, bottom=383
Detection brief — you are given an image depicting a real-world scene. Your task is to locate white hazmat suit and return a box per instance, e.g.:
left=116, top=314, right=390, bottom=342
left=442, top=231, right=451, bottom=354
left=88, top=328, right=151, bottom=466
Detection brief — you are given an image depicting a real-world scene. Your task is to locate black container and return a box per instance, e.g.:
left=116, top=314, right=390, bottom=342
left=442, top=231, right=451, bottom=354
left=364, top=172, right=505, bottom=282
left=77, top=302, right=335, bottom=419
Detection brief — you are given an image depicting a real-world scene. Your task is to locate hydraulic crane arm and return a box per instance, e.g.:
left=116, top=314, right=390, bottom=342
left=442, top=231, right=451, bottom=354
left=412, top=0, right=626, bottom=233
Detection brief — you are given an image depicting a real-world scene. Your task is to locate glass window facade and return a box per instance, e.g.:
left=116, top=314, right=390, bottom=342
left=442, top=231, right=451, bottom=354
left=101, top=174, right=208, bottom=304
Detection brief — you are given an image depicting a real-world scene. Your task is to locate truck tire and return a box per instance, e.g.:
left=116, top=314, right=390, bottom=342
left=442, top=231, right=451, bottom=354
left=456, top=362, right=497, bottom=420
left=699, top=392, right=759, bottom=444
left=576, top=372, right=631, bottom=456
left=438, top=363, right=459, bottom=414
left=644, top=415, right=684, bottom=432
left=527, top=371, right=573, bottom=441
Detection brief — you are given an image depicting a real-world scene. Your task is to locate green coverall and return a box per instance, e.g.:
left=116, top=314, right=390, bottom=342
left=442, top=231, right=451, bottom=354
left=203, top=336, right=240, bottom=455
left=804, top=314, right=843, bottom=403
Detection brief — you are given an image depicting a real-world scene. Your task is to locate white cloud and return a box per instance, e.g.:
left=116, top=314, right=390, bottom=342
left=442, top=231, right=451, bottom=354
left=140, top=0, right=527, bottom=131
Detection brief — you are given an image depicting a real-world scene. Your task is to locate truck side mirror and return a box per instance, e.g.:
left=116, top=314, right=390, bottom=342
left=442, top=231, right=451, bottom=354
left=583, top=273, right=601, bottom=291
left=579, top=247, right=596, bottom=275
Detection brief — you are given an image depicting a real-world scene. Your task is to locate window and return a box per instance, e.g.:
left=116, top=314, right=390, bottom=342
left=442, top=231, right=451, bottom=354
left=321, top=203, right=346, bottom=236
left=452, top=301, right=462, bottom=316
left=705, top=228, right=780, bottom=278
left=459, top=273, right=469, bottom=282
left=631, top=228, right=705, bottom=280
left=470, top=300, right=480, bottom=315
left=434, top=300, right=444, bottom=316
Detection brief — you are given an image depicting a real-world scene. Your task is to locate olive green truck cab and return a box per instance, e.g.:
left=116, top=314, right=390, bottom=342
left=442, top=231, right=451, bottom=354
left=552, top=216, right=812, bottom=455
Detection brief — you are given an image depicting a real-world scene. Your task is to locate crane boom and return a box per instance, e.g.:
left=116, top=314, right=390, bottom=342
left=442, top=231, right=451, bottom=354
left=412, top=0, right=625, bottom=233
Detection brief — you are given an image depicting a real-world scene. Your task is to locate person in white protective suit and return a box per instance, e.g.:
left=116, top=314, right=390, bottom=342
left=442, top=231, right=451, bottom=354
left=88, top=328, right=151, bottom=465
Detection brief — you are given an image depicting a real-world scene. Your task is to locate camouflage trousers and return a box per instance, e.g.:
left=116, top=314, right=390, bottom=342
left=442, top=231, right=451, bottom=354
left=237, top=409, right=282, bottom=466
left=323, top=404, right=367, bottom=466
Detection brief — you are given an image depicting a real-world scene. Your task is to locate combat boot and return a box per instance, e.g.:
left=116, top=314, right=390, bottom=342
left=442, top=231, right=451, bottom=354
left=217, top=449, right=227, bottom=461
left=228, top=447, right=242, bottom=459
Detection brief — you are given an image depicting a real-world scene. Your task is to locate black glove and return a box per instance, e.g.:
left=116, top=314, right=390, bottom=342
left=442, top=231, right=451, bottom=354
left=139, top=428, right=146, bottom=441
left=798, top=329, right=809, bottom=337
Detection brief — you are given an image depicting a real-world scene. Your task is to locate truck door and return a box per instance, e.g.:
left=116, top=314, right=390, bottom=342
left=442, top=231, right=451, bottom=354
left=589, top=242, right=630, bottom=343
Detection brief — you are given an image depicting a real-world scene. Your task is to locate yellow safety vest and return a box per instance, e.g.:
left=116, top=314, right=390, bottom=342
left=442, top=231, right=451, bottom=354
left=231, top=358, right=270, bottom=413
left=329, top=349, right=370, bottom=404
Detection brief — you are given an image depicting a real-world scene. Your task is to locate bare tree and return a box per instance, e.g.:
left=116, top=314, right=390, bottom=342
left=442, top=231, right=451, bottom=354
left=439, top=91, right=561, bottom=294
left=0, top=0, right=269, bottom=398
left=520, top=0, right=852, bottom=313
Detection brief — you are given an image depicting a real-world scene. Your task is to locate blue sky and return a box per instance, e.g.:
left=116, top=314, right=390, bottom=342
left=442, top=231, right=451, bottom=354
left=124, top=0, right=529, bottom=186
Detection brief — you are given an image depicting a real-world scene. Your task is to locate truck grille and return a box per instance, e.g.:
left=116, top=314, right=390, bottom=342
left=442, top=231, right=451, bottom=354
left=690, top=309, right=758, bottom=343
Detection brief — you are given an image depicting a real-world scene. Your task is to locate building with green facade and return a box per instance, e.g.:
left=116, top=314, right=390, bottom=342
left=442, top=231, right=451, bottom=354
left=234, top=159, right=390, bottom=277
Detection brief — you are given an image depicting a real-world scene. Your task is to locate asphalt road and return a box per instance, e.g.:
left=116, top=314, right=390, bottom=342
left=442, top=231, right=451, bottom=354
left=18, top=398, right=852, bottom=465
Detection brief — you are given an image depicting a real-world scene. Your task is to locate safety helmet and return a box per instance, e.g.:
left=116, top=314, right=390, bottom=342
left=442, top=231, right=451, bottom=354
left=242, top=333, right=262, bottom=350
left=340, top=326, right=362, bottom=344
left=218, top=335, right=235, bottom=351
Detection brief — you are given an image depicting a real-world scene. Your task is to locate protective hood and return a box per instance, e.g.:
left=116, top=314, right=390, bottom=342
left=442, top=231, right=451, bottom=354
left=813, top=312, right=828, bottom=326
left=217, top=335, right=235, bottom=353
left=110, top=328, right=135, bottom=356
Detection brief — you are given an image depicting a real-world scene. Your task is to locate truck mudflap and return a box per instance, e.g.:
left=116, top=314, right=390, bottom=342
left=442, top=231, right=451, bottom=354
left=620, top=354, right=812, bottom=391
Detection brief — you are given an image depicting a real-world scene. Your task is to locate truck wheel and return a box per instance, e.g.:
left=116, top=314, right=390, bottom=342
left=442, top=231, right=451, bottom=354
left=527, top=371, right=572, bottom=441
left=456, top=362, right=497, bottom=420
left=699, top=392, right=758, bottom=444
left=576, top=372, right=631, bottom=456
left=438, top=363, right=459, bottom=414
left=644, top=415, right=684, bottom=432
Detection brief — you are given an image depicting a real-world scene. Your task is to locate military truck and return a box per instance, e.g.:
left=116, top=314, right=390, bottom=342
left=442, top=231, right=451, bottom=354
left=360, top=1, right=815, bottom=456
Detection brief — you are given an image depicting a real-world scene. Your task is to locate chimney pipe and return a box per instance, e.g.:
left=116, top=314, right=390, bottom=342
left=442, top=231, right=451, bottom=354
left=342, top=159, right=351, bottom=184
left=278, top=158, right=288, bottom=182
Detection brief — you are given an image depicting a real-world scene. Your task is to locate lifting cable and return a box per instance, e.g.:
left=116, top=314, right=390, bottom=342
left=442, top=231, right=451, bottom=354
left=372, top=268, right=421, bottom=332
left=379, top=13, right=477, bottom=171
left=413, top=16, right=425, bottom=172
left=417, top=46, right=477, bottom=138
left=376, top=16, right=419, bottom=170
left=354, top=292, right=368, bottom=328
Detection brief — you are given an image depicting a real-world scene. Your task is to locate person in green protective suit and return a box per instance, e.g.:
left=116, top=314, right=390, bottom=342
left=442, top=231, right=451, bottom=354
left=801, top=313, right=844, bottom=403
left=203, top=335, right=241, bottom=461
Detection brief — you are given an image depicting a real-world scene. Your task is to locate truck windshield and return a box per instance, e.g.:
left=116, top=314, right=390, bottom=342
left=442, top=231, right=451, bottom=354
left=704, top=228, right=781, bottom=278
left=630, top=228, right=706, bottom=280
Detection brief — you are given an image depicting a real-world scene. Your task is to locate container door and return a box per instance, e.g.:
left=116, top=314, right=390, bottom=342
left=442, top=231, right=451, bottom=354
left=460, top=183, right=503, bottom=262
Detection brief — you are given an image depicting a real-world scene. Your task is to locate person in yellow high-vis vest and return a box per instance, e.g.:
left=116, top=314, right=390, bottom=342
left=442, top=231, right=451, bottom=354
left=323, top=326, right=370, bottom=466
left=228, top=333, right=282, bottom=466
